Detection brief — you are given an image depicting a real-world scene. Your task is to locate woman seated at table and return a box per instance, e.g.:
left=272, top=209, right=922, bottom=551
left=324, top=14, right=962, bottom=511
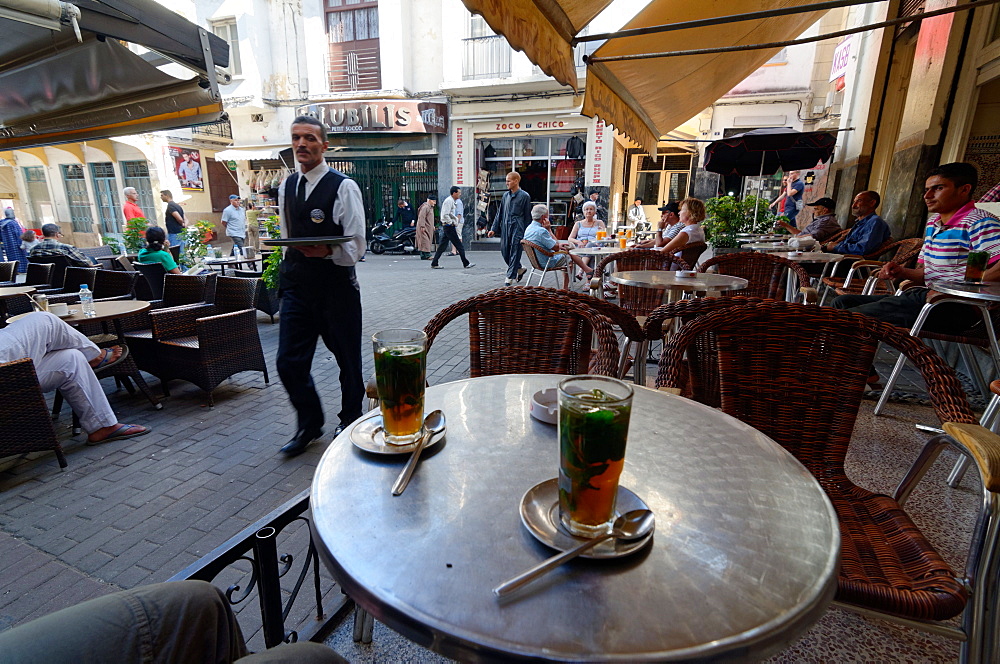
left=523, top=204, right=595, bottom=279
left=658, top=197, right=706, bottom=263
left=567, top=201, right=607, bottom=248
left=137, top=226, right=180, bottom=274
left=636, top=202, right=682, bottom=249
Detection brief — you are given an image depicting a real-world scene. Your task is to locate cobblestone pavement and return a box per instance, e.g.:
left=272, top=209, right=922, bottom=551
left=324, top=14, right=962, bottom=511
left=0, top=250, right=516, bottom=639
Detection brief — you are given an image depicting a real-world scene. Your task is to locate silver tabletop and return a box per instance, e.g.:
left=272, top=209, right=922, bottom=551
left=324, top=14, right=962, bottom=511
left=927, top=280, right=1000, bottom=303
left=610, top=269, right=748, bottom=293
left=782, top=251, right=843, bottom=264
left=311, top=374, right=839, bottom=663
left=571, top=246, right=629, bottom=257
left=742, top=242, right=795, bottom=252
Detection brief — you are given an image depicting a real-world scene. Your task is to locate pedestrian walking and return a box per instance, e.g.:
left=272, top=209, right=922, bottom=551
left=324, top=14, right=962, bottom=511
left=431, top=186, right=474, bottom=269
left=414, top=194, right=436, bottom=259
left=1, top=207, right=28, bottom=272
left=487, top=171, right=531, bottom=285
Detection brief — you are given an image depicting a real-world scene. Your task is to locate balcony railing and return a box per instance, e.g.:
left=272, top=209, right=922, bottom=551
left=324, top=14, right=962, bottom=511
left=327, top=46, right=381, bottom=93
left=192, top=120, right=233, bottom=140
left=463, top=35, right=512, bottom=80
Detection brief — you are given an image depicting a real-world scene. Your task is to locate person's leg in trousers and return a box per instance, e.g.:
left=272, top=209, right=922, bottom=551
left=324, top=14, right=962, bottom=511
left=277, top=288, right=325, bottom=435
left=430, top=229, right=450, bottom=267
left=0, top=581, right=246, bottom=664
left=503, top=227, right=524, bottom=280
left=317, top=279, right=365, bottom=427
left=443, top=225, right=471, bottom=266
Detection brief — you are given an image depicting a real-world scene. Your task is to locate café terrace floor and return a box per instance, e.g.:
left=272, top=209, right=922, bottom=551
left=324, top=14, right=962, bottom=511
left=0, top=250, right=986, bottom=662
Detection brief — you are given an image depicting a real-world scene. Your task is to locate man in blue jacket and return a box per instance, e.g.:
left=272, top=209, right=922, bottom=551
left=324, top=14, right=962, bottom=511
left=825, top=190, right=891, bottom=255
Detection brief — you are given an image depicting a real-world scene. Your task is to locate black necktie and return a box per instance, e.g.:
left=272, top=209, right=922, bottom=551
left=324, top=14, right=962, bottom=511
left=296, top=175, right=307, bottom=209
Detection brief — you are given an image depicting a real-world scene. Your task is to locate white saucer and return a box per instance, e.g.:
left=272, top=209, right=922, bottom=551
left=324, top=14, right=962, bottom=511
left=348, top=412, right=446, bottom=455
left=519, top=478, right=654, bottom=559
left=55, top=309, right=77, bottom=318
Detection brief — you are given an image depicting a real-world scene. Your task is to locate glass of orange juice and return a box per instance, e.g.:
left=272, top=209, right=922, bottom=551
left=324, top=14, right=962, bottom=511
left=618, top=237, right=627, bottom=249
left=596, top=230, right=607, bottom=240
left=626, top=229, right=634, bottom=239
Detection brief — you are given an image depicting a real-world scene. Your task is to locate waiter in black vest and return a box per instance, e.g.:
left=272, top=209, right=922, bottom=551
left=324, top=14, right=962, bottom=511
left=276, top=115, right=367, bottom=456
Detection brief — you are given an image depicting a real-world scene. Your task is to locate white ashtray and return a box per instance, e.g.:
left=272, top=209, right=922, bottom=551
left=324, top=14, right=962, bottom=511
left=788, top=251, right=803, bottom=257
left=675, top=270, right=697, bottom=278
left=529, top=388, right=558, bottom=424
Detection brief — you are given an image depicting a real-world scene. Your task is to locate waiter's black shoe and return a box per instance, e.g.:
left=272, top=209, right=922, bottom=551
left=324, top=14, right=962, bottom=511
left=280, top=429, right=322, bottom=457
left=333, top=423, right=349, bottom=437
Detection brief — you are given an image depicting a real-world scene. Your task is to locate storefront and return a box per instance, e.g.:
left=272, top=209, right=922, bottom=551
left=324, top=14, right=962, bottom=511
left=453, top=114, right=607, bottom=236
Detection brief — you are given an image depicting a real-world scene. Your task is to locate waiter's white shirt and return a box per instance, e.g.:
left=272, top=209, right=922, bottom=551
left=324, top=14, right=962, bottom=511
left=278, top=161, right=367, bottom=266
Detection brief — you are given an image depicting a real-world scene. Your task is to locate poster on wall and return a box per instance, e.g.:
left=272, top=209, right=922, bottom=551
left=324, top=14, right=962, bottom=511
left=166, top=146, right=204, bottom=191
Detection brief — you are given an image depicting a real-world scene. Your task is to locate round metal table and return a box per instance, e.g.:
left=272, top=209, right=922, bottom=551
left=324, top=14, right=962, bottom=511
left=609, top=269, right=748, bottom=297
left=311, top=375, right=839, bottom=662
left=926, top=279, right=1000, bottom=302
left=742, top=241, right=795, bottom=252
left=781, top=251, right=843, bottom=301
left=570, top=246, right=629, bottom=257
left=8, top=299, right=150, bottom=325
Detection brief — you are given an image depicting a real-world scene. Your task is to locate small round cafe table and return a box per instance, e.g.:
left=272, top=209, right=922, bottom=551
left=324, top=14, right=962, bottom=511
left=570, top=246, right=628, bottom=258
left=781, top=251, right=844, bottom=301
left=0, top=285, right=36, bottom=299
left=310, top=374, right=839, bottom=663
left=742, top=241, right=796, bottom=252
left=609, top=270, right=748, bottom=300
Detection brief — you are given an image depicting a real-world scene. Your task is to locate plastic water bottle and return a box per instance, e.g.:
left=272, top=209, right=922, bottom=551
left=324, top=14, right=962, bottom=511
left=206, top=244, right=213, bottom=259
left=79, top=285, right=95, bottom=317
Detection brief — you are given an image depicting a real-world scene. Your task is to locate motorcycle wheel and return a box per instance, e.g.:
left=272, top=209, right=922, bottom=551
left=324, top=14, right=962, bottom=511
left=369, top=240, right=386, bottom=254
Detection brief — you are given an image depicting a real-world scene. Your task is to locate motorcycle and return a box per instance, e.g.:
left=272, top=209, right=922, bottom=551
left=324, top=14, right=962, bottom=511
left=368, top=221, right=417, bottom=255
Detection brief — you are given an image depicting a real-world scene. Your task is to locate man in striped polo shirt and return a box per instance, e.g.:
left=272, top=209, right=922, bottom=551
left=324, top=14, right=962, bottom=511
left=833, top=162, right=1000, bottom=333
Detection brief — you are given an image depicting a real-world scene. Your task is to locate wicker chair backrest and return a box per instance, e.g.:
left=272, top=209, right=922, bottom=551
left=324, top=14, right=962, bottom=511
left=0, top=261, right=16, bottom=282
left=699, top=251, right=809, bottom=300
left=24, top=262, right=53, bottom=287
left=423, top=287, right=619, bottom=377
left=594, top=249, right=682, bottom=319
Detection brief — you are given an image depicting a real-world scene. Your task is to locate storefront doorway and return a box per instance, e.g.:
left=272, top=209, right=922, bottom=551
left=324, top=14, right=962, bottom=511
left=628, top=152, right=692, bottom=222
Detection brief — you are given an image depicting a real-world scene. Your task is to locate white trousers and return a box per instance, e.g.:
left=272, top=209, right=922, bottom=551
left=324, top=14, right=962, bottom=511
left=0, top=312, right=117, bottom=433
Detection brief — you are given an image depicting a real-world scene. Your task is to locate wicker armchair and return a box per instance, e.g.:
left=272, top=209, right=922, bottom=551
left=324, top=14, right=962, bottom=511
left=423, top=287, right=620, bottom=377
left=588, top=248, right=685, bottom=302
left=233, top=270, right=280, bottom=323
left=700, top=251, right=815, bottom=302
left=0, top=358, right=67, bottom=469
left=644, top=296, right=769, bottom=407
left=520, top=239, right=570, bottom=289
left=678, top=241, right=707, bottom=271
left=28, top=255, right=74, bottom=293
left=34, top=266, right=98, bottom=296
left=142, top=276, right=267, bottom=407
left=124, top=273, right=218, bottom=371
left=818, top=236, right=898, bottom=283
left=134, top=262, right=168, bottom=300
left=525, top=287, right=645, bottom=382
left=819, top=238, right=923, bottom=305
left=0, top=261, right=16, bottom=282
left=655, top=301, right=1000, bottom=661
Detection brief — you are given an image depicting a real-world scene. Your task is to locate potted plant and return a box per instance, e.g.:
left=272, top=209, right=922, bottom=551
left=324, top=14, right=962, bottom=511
left=102, top=235, right=123, bottom=255
left=122, top=217, right=149, bottom=254
left=182, top=220, right=215, bottom=268
left=703, top=195, right=777, bottom=253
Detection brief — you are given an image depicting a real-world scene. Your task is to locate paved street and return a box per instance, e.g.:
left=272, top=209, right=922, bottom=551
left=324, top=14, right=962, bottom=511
left=0, top=249, right=516, bottom=642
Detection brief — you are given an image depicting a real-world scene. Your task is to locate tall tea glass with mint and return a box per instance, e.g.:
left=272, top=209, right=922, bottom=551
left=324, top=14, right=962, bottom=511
left=373, top=329, right=427, bottom=445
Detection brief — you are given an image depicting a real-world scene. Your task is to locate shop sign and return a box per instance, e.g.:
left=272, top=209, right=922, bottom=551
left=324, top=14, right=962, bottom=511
left=298, top=100, right=448, bottom=135
left=587, top=118, right=608, bottom=187
left=485, top=119, right=573, bottom=132
left=455, top=125, right=469, bottom=186
left=829, top=35, right=853, bottom=83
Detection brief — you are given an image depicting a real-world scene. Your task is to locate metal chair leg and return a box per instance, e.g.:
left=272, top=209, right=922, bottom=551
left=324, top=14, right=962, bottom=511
left=960, top=344, right=990, bottom=402
left=874, top=352, right=909, bottom=415
left=352, top=605, right=374, bottom=643
left=635, top=339, right=648, bottom=386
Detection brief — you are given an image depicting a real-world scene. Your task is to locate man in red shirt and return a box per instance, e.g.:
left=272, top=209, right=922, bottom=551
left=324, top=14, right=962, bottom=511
left=123, top=187, right=146, bottom=222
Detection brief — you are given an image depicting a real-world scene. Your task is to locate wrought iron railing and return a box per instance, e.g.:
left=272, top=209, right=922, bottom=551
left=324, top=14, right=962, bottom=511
left=168, top=490, right=349, bottom=648
left=327, top=47, right=381, bottom=93
left=463, top=35, right=512, bottom=80
left=192, top=120, right=233, bottom=140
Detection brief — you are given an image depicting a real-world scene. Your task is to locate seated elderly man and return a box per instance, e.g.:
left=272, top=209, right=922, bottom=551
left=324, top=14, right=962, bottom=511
left=29, top=223, right=96, bottom=268
left=0, top=311, right=148, bottom=444
left=635, top=202, right=681, bottom=249
left=824, top=191, right=891, bottom=255
left=774, top=197, right=843, bottom=242
left=522, top=204, right=595, bottom=279
left=833, top=162, right=1000, bottom=333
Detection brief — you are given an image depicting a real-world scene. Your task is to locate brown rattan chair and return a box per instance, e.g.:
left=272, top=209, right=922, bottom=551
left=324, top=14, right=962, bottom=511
left=143, top=276, right=268, bottom=407
left=818, top=236, right=897, bottom=284
left=678, top=241, right=707, bottom=271
left=0, top=261, right=16, bottom=282
left=525, top=287, right=645, bottom=382
left=656, top=301, right=1000, bottom=661
left=644, top=296, right=769, bottom=407
left=819, top=238, right=923, bottom=305
left=133, top=262, right=167, bottom=301
left=520, top=239, right=570, bottom=289
left=423, top=287, right=620, bottom=377
left=699, top=251, right=815, bottom=302
left=0, top=358, right=67, bottom=469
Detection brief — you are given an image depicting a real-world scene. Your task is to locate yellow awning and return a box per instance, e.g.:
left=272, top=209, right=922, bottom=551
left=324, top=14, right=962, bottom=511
left=462, top=1, right=825, bottom=155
